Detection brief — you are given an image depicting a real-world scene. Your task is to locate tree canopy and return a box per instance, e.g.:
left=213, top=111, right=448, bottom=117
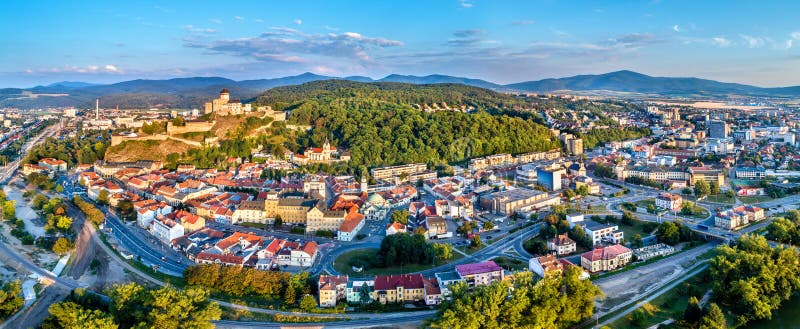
left=429, top=267, right=601, bottom=328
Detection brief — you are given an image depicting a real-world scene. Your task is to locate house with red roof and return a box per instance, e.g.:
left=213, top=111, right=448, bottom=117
left=373, top=274, right=425, bottom=304
left=337, top=212, right=365, bottom=242
left=580, top=244, right=632, bottom=273
left=455, top=261, right=504, bottom=287
left=318, top=275, right=349, bottom=307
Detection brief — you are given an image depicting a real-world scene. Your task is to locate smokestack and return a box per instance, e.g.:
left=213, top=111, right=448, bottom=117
left=95, top=99, right=99, bottom=120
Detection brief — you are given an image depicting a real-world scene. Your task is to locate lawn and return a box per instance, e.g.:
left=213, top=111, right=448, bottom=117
left=617, top=220, right=658, bottom=239
left=738, top=195, right=773, bottom=204
left=634, top=199, right=656, bottom=209
left=333, top=248, right=463, bottom=277
left=705, top=195, right=736, bottom=204
left=492, top=256, right=528, bottom=271
left=608, top=268, right=714, bottom=329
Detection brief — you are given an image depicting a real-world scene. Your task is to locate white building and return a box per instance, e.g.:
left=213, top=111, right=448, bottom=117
left=150, top=216, right=185, bottom=243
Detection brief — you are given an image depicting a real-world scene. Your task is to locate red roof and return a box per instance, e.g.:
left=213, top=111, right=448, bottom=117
left=374, top=274, right=425, bottom=291
left=456, top=261, right=502, bottom=276
left=300, top=241, right=318, bottom=256
left=581, top=244, right=631, bottom=262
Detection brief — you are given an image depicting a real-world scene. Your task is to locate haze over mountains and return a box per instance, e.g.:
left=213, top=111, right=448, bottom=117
left=3, top=70, right=800, bottom=109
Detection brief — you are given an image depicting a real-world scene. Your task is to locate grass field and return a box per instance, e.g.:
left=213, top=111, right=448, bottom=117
left=705, top=195, right=736, bottom=204
left=333, top=248, right=463, bottom=277
left=608, top=269, right=713, bottom=329
left=492, top=256, right=528, bottom=271
left=738, top=195, right=773, bottom=204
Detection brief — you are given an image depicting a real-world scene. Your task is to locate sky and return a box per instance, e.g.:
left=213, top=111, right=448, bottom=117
left=3, top=0, right=800, bottom=88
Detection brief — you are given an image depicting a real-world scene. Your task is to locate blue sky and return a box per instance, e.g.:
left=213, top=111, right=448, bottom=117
left=2, top=0, right=800, bottom=87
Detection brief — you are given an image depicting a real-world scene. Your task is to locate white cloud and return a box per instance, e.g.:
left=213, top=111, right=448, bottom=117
left=739, top=34, right=765, bottom=48
left=711, top=37, right=732, bottom=47
left=785, top=39, right=793, bottom=49
left=209, top=18, right=222, bottom=24
left=185, top=27, right=403, bottom=64
left=512, top=20, right=535, bottom=26
left=25, top=64, right=123, bottom=74
left=672, top=25, right=680, bottom=32
left=183, top=25, right=217, bottom=34
left=791, top=31, right=800, bottom=40
left=254, top=19, right=264, bottom=23
left=234, top=16, right=244, bottom=21
left=459, top=0, right=473, bottom=8
left=294, top=19, right=302, bottom=25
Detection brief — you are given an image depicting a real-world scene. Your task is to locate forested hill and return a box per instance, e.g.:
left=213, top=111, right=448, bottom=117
left=254, top=79, right=527, bottom=112
left=254, top=80, right=559, bottom=167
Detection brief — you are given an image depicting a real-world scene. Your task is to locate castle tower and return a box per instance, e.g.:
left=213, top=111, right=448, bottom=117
left=219, top=88, right=230, bottom=102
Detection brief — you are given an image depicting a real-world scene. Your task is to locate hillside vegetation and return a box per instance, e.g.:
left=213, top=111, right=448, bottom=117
left=253, top=80, right=559, bottom=167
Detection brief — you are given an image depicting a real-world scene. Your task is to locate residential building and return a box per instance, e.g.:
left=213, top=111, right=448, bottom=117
left=231, top=200, right=269, bottom=224
left=547, top=233, right=577, bottom=256
left=579, top=220, right=624, bottom=246
left=529, top=254, right=564, bottom=278
left=318, top=275, right=348, bottom=307
left=386, top=222, right=407, bottom=236
left=455, top=261, right=504, bottom=287
left=709, top=120, right=730, bottom=138
left=151, top=216, right=185, bottom=244
left=338, top=212, right=365, bottom=241
left=37, top=158, right=67, bottom=172
left=580, top=244, right=633, bottom=273
left=655, top=193, right=683, bottom=211
left=345, top=280, right=374, bottom=305
left=715, top=205, right=765, bottom=230
left=373, top=274, right=426, bottom=304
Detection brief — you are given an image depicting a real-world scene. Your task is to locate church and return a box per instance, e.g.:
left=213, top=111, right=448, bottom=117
left=291, top=138, right=350, bottom=165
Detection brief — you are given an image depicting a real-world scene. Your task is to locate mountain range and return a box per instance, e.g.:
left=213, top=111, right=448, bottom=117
left=3, top=70, right=800, bottom=109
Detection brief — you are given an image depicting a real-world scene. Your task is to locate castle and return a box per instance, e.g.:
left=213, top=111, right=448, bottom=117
left=204, top=89, right=252, bottom=116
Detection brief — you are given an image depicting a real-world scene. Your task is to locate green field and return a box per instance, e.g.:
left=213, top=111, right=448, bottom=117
left=705, top=194, right=736, bottom=204
left=738, top=195, right=773, bottom=204
left=333, top=248, right=463, bottom=277
left=492, top=256, right=528, bottom=271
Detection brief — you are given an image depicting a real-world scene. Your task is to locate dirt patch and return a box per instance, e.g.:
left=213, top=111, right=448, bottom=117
left=104, top=139, right=198, bottom=162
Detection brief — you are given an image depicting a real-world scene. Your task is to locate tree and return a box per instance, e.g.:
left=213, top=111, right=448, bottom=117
left=724, top=190, right=735, bottom=199
left=432, top=243, right=453, bottom=263
left=684, top=296, right=704, bottom=326
left=428, top=268, right=601, bottom=329
left=631, top=234, right=644, bottom=248
left=52, top=238, right=75, bottom=255
left=299, top=294, right=317, bottom=312
left=55, top=184, right=65, bottom=193
left=116, top=200, right=135, bottom=221
left=97, top=190, right=109, bottom=205
left=698, top=303, right=726, bottom=329
left=694, top=180, right=710, bottom=199
left=44, top=301, right=117, bottom=329
left=470, top=235, right=483, bottom=248
left=709, top=235, right=800, bottom=326
left=630, top=308, right=649, bottom=327
left=682, top=202, right=695, bottom=216
left=143, top=285, right=221, bottom=329
left=172, top=116, right=185, bottom=127
left=390, top=210, right=409, bottom=225
left=656, top=222, right=680, bottom=245
left=577, top=185, right=589, bottom=196
left=0, top=280, right=23, bottom=319
left=482, top=220, right=495, bottom=231
left=709, top=180, right=721, bottom=196
left=2, top=200, right=16, bottom=221
left=621, top=211, right=636, bottom=225
left=274, top=215, right=283, bottom=227
left=55, top=216, right=73, bottom=231
left=682, top=187, right=694, bottom=196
